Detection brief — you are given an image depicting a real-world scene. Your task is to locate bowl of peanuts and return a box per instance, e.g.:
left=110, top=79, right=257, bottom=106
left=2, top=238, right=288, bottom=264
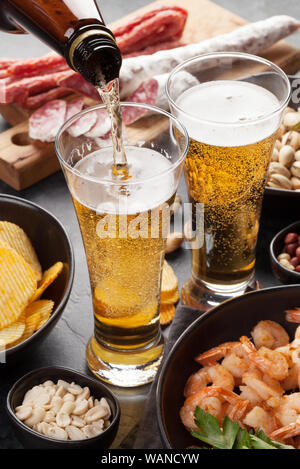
left=156, top=284, right=300, bottom=449
left=270, top=220, right=300, bottom=283
left=266, top=76, right=300, bottom=197
left=6, top=366, right=120, bottom=449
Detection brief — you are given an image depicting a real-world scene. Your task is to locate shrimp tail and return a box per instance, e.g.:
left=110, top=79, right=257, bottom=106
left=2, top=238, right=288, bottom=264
left=285, top=308, right=300, bottom=324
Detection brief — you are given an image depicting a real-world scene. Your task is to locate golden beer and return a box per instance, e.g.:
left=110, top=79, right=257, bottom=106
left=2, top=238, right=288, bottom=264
left=185, top=132, right=276, bottom=287
left=174, top=79, right=281, bottom=301
left=56, top=102, right=188, bottom=387
left=68, top=146, right=175, bottom=375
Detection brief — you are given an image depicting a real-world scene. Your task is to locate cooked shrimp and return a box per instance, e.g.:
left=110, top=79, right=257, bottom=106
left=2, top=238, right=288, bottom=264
left=180, top=386, right=244, bottom=430
left=194, top=342, right=240, bottom=366
left=270, top=421, right=300, bottom=441
left=239, top=385, right=263, bottom=405
left=222, top=352, right=250, bottom=382
left=243, top=406, right=278, bottom=435
left=251, top=320, right=289, bottom=350
left=240, top=336, right=289, bottom=381
left=281, top=363, right=300, bottom=391
left=180, top=387, right=223, bottom=430
left=184, top=364, right=234, bottom=397
left=275, top=344, right=293, bottom=367
left=275, top=393, right=300, bottom=426
left=242, top=368, right=284, bottom=401
left=226, top=400, right=250, bottom=423
left=285, top=308, right=300, bottom=324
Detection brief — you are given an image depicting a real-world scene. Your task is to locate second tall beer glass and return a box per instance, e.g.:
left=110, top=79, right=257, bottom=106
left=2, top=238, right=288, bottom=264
left=167, top=52, right=290, bottom=310
left=56, top=103, right=188, bottom=387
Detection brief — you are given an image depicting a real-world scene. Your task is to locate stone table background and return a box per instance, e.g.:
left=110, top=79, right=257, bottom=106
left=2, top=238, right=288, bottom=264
left=1, top=0, right=300, bottom=449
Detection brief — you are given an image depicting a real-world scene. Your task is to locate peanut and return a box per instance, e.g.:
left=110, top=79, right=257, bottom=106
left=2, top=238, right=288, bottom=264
left=279, top=145, right=295, bottom=167
left=165, top=232, right=184, bottom=253
left=14, top=379, right=112, bottom=441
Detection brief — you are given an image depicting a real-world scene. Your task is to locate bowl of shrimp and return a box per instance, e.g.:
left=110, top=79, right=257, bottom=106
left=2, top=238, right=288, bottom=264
left=156, top=284, right=300, bottom=449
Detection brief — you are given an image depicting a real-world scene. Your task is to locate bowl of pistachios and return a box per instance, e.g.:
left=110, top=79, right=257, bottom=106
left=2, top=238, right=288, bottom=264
left=265, top=76, right=300, bottom=197
left=270, top=220, right=300, bottom=283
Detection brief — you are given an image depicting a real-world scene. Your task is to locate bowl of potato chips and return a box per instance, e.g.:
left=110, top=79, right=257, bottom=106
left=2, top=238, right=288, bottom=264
left=0, top=194, right=74, bottom=363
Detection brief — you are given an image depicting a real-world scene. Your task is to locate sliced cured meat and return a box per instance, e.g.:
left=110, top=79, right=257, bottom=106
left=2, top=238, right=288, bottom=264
left=23, top=87, right=71, bottom=109
left=122, top=78, right=158, bottom=125
left=119, top=15, right=300, bottom=98
left=0, top=58, right=17, bottom=70
left=7, top=53, right=68, bottom=78
left=0, top=70, right=9, bottom=79
left=65, top=97, right=84, bottom=121
left=0, top=70, right=72, bottom=104
left=85, top=109, right=111, bottom=138
left=123, top=39, right=186, bottom=58
left=57, top=71, right=100, bottom=101
left=29, top=99, right=67, bottom=143
left=122, top=71, right=199, bottom=124
left=113, top=6, right=187, bottom=54
left=67, top=109, right=98, bottom=138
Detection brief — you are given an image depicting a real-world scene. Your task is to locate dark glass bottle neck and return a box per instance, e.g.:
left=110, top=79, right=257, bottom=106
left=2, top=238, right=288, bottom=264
left=68, top=25, right=122, bottom=87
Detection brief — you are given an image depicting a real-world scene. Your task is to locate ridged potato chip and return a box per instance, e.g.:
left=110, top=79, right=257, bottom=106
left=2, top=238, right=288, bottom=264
left=160, top=303, right=176, bottom=326
left=34, top=300, right=54, bottom=329
left=31, top=262, right=63, bottom=302
left=0, top=313, right=25, bottom=345
left=0, top=247, right=37, bottom=329
left=0, top=221, right=42, bottom=281
left=161, top=261, right=178, bottom=302
left=161, top=288, right=180, bottom=305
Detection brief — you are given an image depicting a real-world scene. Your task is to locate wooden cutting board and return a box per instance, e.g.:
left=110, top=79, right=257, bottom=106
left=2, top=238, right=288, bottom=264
left=1, top=0, right=300, bottom=190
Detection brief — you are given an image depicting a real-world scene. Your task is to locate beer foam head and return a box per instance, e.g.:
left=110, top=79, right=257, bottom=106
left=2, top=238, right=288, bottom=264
left=176, top=80, right=281, bottom=146
left=71, top=146, right=175, bottom=214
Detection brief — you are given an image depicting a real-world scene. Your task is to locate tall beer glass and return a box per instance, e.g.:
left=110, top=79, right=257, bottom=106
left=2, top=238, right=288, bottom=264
left=167, top=52, right=290, bottom=310
left=56, top=103, right=188, bottom=386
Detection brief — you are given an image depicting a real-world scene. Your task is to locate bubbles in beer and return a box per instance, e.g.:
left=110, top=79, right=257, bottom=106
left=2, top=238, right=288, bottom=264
left=175, top=80, right=279, bottom=288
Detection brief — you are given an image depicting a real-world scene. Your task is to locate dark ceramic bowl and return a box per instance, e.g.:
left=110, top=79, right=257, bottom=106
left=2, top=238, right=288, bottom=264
left=6, top=366, right=120, bottom=449
left=0, top=194, right=74, bottom=363
left=157, top=285, right=300, bottom=449
left=270, top=220, right=300, bottom=283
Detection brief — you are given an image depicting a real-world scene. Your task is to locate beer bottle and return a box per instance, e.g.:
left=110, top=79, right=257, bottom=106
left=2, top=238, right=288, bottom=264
left=0, top=0, right=122, bottom=86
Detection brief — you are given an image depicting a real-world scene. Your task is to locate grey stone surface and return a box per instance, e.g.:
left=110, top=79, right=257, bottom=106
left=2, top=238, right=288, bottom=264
left=0, top=0, right=300, bottom=450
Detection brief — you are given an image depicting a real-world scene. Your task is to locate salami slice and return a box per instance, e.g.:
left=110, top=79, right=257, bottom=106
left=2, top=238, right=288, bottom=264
left=29, top=99, right=67, bottom=143
left=23, top=87, right=71, bottom=109
left=57, top=71, right=100, bottom=101
left=123, top=40, right=186, bottom=58
left=7, top=53, right=68, bottom=78
left=0, top=70, right=72, bottom=104
left=122, top=78, right=158, bottom=125
left=0, top=58, right=17, bottom=70
left=84, top=109, right=111, bottom=138
left=65, top=97, right=84, bottom=121
left=67, top=109, right=98, bottom=138
left=113, top=6, right=188, bottom=54
left=120, top=15, right=300, bottom=98
left=122, top=71, right=199, bottom=124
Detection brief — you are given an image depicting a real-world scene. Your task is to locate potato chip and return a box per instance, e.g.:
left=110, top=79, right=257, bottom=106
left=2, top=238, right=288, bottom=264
left=161, top=288, right=180, bottom=305
left=33, top=300, right=54, bottom=330
left=0, top=313, right=25, bottom=345
left=30, top=262, right=63, bottom=302
left=161, top=260, right=178, bottom=302
left=0, top=221, right=42, bottom=281
left=0, top=247, right=37, bottom=329
left=160, top=303, right=176, bottom=326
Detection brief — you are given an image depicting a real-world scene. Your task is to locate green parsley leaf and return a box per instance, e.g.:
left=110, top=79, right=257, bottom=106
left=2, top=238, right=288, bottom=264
left=222, top=416, right=240, bottom=449
left=233, top=428, right=252, bottom=449
left=190, top=407, right=295, bottom=450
